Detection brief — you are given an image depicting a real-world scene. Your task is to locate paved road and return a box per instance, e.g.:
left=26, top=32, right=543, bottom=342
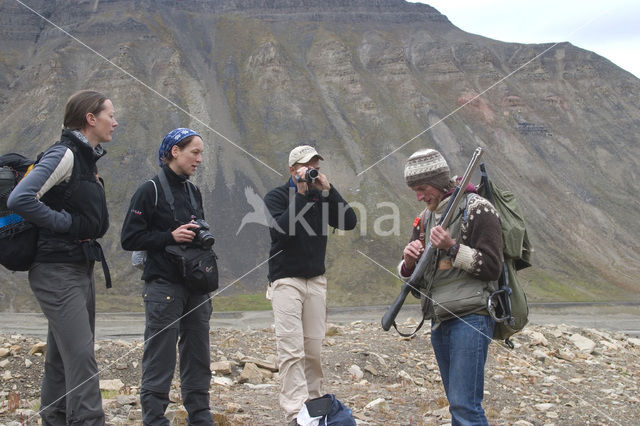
left=1, top=302, right=639, bottom=340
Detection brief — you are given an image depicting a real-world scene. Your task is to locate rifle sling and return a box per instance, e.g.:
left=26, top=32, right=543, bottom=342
left=392, top=316, right=425, bottom=338
left=394, top=209, right=429, bottom=338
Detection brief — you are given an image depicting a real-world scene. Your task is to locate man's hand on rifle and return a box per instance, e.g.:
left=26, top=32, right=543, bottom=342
left=430, top=225, right=456, bottom=251
left=402, top=240, right=424, bottom=270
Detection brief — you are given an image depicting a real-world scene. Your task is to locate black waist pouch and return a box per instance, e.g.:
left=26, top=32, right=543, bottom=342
left=165, top=244, right=219, bottom=294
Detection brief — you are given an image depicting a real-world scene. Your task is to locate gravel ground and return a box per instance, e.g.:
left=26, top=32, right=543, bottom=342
left=1, top=315, right=639, bottom=425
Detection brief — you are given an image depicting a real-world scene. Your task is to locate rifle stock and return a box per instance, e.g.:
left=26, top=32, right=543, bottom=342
left=381, top=147, right=484, bottom=333
left=380, top=282, right=412, bottom=331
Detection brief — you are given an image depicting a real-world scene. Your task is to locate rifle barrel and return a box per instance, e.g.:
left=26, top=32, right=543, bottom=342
left=380, top=147, right=484, bottom=332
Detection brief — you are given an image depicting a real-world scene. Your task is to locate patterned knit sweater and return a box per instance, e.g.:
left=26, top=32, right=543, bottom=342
left=400, top=192, right=503, bottom=283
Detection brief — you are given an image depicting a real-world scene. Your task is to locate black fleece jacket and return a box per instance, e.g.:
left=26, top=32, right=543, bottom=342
left=7, top=129, right=109, bottom=263
left=120, top=165, right=204, bottom=284
left=264, top=182, right=357, bottom=282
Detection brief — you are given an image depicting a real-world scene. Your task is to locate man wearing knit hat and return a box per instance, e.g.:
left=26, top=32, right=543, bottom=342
left=264, top=145, right=357, bottom=425
left=399, top=148, right=503, bottom=426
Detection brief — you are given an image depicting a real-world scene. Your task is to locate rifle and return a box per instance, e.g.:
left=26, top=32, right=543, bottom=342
left=381, top=147, right=484, bottom=335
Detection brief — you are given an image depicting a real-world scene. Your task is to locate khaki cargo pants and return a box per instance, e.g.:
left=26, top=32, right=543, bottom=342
left=267, top=275, right=327, bottom=423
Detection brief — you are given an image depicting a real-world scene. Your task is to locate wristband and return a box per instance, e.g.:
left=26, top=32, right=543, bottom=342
left=447, top=242, right=460, bottom=258
left=401, top=260, right=415, bottom=276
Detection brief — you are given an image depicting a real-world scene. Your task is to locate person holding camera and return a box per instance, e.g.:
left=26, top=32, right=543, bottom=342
left=121, top=128, right=214, bottom=425
left=264, top=145, right=357, bottom=425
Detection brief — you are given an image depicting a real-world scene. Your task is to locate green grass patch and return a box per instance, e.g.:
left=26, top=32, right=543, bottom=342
left=100, top=390, right=120, bottom=400
left=521, top=265, right=636, bottom=302
left=97, top=291, right=273, bottom=313
left=212, top=293, right=271, bottom=312
left=96, top=294, right=144, bottom=313
left=530, top=275, right=591, bottom=301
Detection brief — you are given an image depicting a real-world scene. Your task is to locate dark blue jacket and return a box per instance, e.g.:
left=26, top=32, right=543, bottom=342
left=264, top=182, right=356, bottom=281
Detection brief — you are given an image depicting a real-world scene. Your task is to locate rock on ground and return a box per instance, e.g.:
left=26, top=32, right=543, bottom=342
left=0, top=322, right=638, bottom=425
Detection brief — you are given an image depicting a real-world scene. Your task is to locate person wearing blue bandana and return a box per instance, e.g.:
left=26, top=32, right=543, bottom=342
left=263, top=145, right=357, bottom=425
left=157, top=128, right=201, bottom=167
left=121, top=127, right=214, bottom=425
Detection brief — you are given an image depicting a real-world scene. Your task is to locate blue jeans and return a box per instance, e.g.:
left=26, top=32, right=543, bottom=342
left=431, top=313, right=494, bottom=426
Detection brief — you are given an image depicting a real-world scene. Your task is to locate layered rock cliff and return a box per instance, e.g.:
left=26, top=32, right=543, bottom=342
left=1, top=0, right=639, bottom=310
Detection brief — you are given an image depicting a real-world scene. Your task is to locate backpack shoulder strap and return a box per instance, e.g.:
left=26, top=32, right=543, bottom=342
left=149, top=179, right=158, bottom=207
left=418, top=208, right=428, bottom=247
left=157, top=170, right=202, bottom=221
left=462, top=192, right=474, bottom=222
left=157, top=168, right=175, bottom=214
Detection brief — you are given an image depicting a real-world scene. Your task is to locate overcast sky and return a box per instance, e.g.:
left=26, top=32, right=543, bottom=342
left=413, top=0, right=640, bottom=79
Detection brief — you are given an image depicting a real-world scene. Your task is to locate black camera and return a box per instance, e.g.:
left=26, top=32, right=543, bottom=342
left=296, top=168, right=319, bottom=184
left=192, top=219, right=215, bottom=249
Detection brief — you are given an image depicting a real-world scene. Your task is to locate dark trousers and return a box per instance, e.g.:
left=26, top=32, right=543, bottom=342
left=29, top=261, right=105, bottom=426
left=141, top=278, right=213, bottom=425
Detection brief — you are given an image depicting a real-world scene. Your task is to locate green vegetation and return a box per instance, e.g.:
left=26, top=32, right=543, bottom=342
left=94, top=291, right=272, bottom=313
left=212, top=293, right=272, bottom=312
left=515, top=267, right=634, bottom=303
left=100, top=390, right=120, bottom=400
left=96, top=294, right=145, bottom=313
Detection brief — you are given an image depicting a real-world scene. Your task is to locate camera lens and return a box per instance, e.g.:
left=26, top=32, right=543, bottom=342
left=193, top=219, right=215, bottom=249
left=305, top=169, right=319, bottom=183
left=198, top=231, right=215, bottom=249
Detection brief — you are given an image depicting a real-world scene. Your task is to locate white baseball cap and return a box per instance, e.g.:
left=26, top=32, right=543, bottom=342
left=288, top=145, right=324, bottom=166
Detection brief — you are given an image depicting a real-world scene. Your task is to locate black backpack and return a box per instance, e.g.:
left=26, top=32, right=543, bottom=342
left=0, top=142, right=87, bottom=272
left=0, top=153, right=39, bottom=271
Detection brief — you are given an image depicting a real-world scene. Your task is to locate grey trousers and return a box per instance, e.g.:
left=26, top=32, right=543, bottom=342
left=29, top=261, right=105, bottom=426
left=141, top=278, right=213, bottom=425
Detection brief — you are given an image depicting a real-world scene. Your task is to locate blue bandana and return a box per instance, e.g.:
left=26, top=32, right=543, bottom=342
left=158, top=128, right=201, bottom=166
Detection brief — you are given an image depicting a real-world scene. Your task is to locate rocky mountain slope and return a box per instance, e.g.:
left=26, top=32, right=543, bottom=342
left=1, top=0, right=639, bottom=310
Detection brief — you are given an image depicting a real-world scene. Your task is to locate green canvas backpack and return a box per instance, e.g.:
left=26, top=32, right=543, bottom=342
left=478, top=164, right=532, bottom=347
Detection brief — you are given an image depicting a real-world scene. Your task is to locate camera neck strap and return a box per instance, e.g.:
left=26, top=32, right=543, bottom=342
left=185, top=180, right=202, bottom=218
left=157, top=168, right=201, bottom=223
